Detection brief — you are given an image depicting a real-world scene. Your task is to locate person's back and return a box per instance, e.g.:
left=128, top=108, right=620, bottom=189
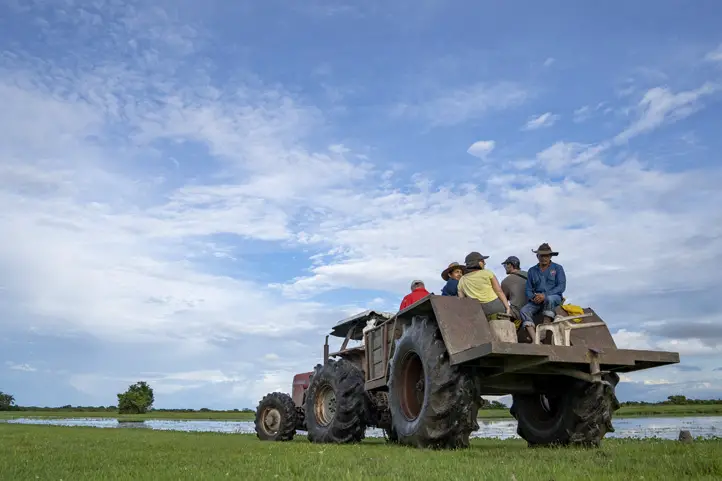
left=457, top=251, right=512, bottom=319
left=458, top=269, right=498, bottom=303
left=501, top=269, right=528, bottom=310
left=500, top=255, right=528, bottom=314
left=399, top=280, right=430, bottom=310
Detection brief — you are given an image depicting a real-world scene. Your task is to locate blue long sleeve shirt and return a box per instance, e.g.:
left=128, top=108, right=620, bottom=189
left=441, top=278, right=459, bottom=296
left=525, top=262, right=566, bottom=299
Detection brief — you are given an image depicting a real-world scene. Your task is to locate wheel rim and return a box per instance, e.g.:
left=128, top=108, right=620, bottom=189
left=314, top=383, right=337, bottom=426
left=399, top=351, right=424, bottom=421
left=261, top=407, right=281, bottom=435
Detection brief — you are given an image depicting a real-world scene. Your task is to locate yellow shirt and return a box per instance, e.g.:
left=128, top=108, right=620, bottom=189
left=458, top=269, right=498, bottom=303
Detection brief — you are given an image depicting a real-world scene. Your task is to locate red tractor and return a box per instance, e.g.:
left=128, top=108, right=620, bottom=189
left=254, top=296, right=679, bottom=449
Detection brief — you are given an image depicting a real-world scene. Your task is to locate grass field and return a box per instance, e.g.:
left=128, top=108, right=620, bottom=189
left=2, top=403, right=722, bottom=422
left=1, top=423, right=720, bottom=480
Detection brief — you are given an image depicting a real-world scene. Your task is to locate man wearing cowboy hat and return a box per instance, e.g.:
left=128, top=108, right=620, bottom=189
left=519, top=243, right=567, bottom=340
left=440, top=262, right=465, bottom=296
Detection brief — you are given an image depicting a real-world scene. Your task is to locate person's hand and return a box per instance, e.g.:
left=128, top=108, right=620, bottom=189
left=506, top=305, right=512, bottom=316
left=537, top=293, right=545, bottom=303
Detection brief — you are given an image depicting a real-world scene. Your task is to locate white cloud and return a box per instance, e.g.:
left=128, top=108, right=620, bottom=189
left=466, top=140, right=496, bottom=159
left=543, top=57, right=555, bottom=67
left=391, top=82, right=528, bottom=127
left=6, top=362, right=37, bottom=372
left=0, top=5, right=375, bottom=349
left=3, top=0, right=722, bottom=409
left=523, top=111, right=559, bottom=130
left=614, top=82, right=721, bottom=144
left=573, top=105, right=591, bottom=123
left=704, top=43, right=722, bottom=63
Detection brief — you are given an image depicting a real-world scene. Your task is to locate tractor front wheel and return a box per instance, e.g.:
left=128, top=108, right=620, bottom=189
left=254, top=391, right=298, bottom=441
left=510, top=372, right=621, bottom=447
left=304, top=359, right=368, bottom=443
left=387, top=315, right=479, bottom=449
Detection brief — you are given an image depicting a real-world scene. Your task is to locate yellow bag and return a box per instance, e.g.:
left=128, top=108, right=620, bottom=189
left=562, top=303, right=585, bottom=322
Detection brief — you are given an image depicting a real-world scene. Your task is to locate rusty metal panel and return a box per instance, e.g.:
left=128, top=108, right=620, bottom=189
left=367, top=328, right=385, bottom=380
left=487, top=342, right=679, bottom=369
left=424, top=296, right=494, bottom=360
left=563, top=307, right=617, bottom=349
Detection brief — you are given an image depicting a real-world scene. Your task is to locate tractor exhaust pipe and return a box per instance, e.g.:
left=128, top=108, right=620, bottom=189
left=323, top=335, right=329, bottom=365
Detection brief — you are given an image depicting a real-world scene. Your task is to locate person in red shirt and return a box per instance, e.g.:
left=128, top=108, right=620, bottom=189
left=399, top=279, right=430, bottom=310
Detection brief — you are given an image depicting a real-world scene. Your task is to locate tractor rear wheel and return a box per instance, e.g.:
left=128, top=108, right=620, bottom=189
left=387, top=315, right=479, bottom=449
left=304, top=359, right=367, bottom=443
left=254, top=391, right=298, bottom=441
left=510, top=372, right=620, bottom=447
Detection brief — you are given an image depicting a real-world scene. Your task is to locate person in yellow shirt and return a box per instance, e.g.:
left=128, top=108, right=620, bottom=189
left=458, top=251, right=512, bottom=319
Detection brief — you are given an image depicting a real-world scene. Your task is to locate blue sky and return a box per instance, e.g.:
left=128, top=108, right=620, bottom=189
left=1, top=0, right=722, bottom=410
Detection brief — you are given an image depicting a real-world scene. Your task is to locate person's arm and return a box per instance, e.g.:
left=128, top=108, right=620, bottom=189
left=525, top=269, right=535, bottom=300
left=501, top=278, right=510, bottom=300
left=548, top=264, right=566, bottom=296
left=491, top=275, right=511, bottom=313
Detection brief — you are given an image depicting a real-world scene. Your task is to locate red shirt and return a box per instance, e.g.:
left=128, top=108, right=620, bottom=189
left=399, top=287, right=430, bottom=310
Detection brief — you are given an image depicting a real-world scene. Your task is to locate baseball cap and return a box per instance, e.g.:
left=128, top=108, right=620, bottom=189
left=501, top=256, right=520, bottom=268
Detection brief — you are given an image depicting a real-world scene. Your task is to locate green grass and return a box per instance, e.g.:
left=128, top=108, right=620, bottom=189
left=2, top=403, right=721, bottom=422
left=1, top=424, right=720, bottom=480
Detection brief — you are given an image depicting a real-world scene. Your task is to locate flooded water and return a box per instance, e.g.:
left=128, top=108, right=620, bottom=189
left=4, top=416, right=721, bottom=440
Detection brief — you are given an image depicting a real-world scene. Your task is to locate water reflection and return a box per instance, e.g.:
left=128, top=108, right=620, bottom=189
left=6, top=416, right=721, bottom=440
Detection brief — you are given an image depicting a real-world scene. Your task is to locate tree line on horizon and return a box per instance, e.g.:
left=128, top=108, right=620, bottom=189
left=2, top=385, right=721, bottom=413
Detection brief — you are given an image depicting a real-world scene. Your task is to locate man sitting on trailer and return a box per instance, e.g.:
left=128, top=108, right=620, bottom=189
left=399, top=279, right=430, bottom=311
left=519, top=243, right=566, bottom=341
left=500, top=255, right=528, bottom=325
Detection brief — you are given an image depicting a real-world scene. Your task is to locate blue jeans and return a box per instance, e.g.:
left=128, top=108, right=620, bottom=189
left=519, top=294, right=562, bottom=328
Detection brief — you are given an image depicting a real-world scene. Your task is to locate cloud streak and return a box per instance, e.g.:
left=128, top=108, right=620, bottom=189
left=391, top=81, right=528, bottom=127
left=523, top=112, right=558, bottom=130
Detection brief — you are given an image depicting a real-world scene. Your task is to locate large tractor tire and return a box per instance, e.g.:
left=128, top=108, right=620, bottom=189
left=254, top=391, right=298, bottom=441
left=387, top=315, right=479, bottom=449
left=304, top=359, right=368, bottom=444
left=510, top=372, right=621, bottom=447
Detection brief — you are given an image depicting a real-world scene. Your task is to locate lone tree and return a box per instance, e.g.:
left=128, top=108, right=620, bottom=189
left=0, top=391, right=15, bottom=411
left=117, top=381, right=154, bottom=414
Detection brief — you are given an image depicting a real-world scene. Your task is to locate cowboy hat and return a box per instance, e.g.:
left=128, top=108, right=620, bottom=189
left=532, top=243, right=559, bottom=256
left=441, top=262, right=465, bottom=281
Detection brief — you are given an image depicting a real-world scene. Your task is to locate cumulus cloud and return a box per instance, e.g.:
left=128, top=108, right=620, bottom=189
left=467, top=140, right=496, bottom=159
left=0, top=1, right=373, bottom=350
left=523, top=111, right=558, bottom=130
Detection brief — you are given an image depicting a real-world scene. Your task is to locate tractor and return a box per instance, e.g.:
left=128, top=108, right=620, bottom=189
left=254, top=294, right=679, bottom=449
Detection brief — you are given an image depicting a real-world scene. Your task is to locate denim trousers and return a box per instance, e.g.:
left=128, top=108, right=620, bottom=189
left=519, top=294, right=562, bottom=328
